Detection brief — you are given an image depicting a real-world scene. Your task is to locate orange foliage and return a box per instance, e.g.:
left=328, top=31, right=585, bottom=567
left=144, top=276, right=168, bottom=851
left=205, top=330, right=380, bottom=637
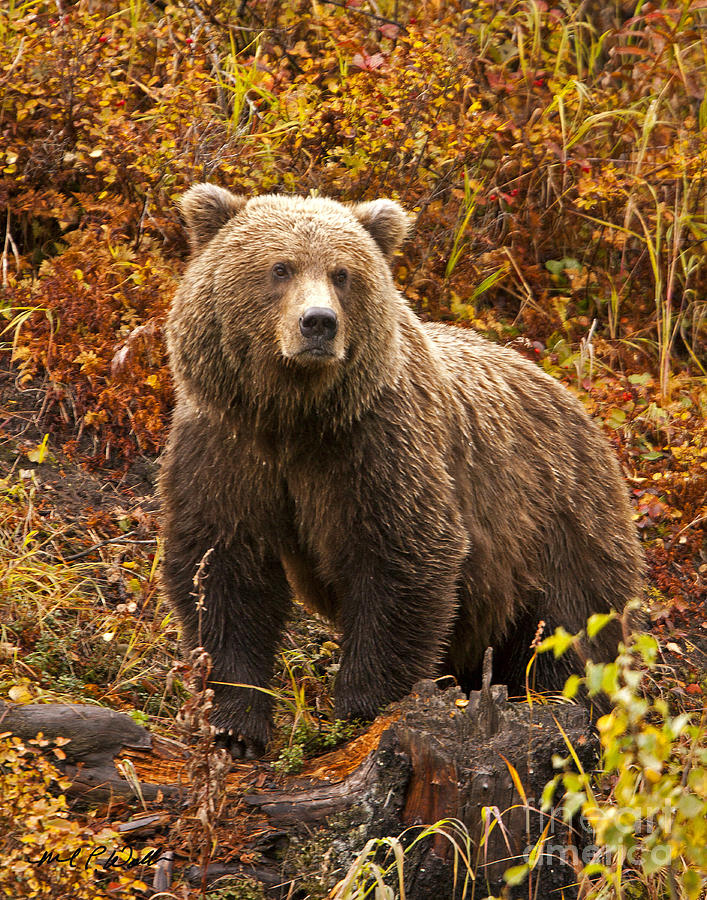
left=0, top=0, right=705, bottom=479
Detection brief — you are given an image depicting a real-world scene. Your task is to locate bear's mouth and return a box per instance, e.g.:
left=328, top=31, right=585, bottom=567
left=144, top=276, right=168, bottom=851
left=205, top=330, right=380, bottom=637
left=292, top=343, right=341, bottom=363
left=299, top=347, right=333, bottom=358
left=279, top=331, right=346, bottom=365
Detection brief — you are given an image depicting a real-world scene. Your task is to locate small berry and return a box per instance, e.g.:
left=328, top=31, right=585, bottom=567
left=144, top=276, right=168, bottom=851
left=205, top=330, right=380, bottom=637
left=382, top=117, right=392, bottom=126
left=489, top=194, right=497, bottom=201
left=534, top=77, right=544, bottom=87
left=116, top=99, right=125, bottom=107
left=98, top=35, right=108, bottom=43
left=185, top=37, right=194, bottom=45
left=510, top=188, right=519, bottom=196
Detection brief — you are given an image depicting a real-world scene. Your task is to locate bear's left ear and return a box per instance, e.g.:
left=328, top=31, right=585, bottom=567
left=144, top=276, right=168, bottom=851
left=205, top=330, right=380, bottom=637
left=351, top=199, right=412, bottom=260
left=179, top=183, right=247, bottom=253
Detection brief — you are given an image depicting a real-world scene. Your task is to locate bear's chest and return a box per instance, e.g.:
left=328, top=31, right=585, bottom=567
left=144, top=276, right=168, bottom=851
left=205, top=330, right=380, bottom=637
left=279, top=437, right=361, bottom=558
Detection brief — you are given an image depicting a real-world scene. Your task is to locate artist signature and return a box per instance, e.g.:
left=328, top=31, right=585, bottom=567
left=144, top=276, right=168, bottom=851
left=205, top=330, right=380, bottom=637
left=35, top=846, right=165, bottom=870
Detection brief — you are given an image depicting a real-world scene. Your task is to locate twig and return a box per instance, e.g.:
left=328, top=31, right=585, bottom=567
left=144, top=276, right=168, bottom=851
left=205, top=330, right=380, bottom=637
left=2, top=208, right=21, bottom=289
left=184, top=0, right=228, bottom=117
left=669, top=513, right=707, bottom=548
left=505, top=247, right=545, bottom=320
left=319, top=0, right=406, bottom=31
left=0, top=36, right=25, bottom=87
left=193, top=547, right=214, bottom=648
left=133, top=192, right=150, bottom=252
left=1, top=209, right=8, bottom=290
left=59, top=532, right=158, bottom=561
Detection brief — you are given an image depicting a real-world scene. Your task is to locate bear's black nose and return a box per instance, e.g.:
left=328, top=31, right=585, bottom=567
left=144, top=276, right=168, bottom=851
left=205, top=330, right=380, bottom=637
left=299, top=307, right=338, bottom=341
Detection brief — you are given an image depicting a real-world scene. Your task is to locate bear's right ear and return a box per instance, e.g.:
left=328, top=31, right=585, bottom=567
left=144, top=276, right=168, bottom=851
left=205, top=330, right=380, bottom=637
left=178, top=184, right=247, bottom=252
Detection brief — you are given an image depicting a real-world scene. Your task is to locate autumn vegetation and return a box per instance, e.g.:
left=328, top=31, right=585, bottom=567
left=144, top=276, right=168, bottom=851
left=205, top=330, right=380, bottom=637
left=0, top=0, right=705, bottom=897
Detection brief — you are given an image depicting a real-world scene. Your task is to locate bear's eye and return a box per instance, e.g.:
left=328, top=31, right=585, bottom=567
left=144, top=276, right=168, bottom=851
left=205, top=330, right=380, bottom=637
left=332, top=268, right=349, bottom=288
left=272, top=262, right=291, bottom=280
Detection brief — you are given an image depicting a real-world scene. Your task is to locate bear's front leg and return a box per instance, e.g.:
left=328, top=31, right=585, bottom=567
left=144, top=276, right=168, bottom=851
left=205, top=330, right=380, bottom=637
left=162, top=530, right=291, bottom=758
left=333, top=560, right=462, bottom=722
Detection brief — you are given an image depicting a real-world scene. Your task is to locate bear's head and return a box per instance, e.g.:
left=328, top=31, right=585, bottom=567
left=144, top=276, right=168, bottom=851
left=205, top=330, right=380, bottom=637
left=167, top=186, right=412, bottom=428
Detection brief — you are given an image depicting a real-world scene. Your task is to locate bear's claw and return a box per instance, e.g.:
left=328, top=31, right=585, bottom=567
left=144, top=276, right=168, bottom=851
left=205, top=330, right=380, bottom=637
left=214, top=727, right=263, bottom=759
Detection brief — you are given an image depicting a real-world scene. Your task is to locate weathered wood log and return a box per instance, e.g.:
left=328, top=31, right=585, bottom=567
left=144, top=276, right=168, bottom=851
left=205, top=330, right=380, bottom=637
left=0, top=700, right=179, bottom=800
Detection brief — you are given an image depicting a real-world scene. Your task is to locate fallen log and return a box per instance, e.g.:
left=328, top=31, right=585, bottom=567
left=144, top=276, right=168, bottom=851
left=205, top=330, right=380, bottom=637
left=0, top=699, right=180, bottom=801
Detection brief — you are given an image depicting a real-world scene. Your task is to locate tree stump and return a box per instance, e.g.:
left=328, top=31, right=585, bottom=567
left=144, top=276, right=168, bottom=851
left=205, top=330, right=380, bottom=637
left=242, top=672, right=597, bottom=898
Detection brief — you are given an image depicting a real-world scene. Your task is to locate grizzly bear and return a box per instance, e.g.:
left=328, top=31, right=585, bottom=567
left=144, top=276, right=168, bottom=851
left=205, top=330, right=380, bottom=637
left=160, top=184, right=644, bottom=757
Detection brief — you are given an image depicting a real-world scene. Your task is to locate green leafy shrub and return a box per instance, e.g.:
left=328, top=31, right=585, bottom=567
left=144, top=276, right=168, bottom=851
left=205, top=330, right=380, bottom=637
left=539, top=623, right=707, bottom=899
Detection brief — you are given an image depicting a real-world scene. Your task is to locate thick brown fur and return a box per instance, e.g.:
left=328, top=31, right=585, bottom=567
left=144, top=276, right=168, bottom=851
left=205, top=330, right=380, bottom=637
left=160, top=185, right=644, bottom=756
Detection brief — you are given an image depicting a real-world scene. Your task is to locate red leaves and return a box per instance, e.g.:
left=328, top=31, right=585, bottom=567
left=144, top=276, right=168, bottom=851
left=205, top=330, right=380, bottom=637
left=684, top=683, right=703, bottom=696
left=635, top=495, right=667, bottom=528
left=351, top=50, right=386, bottom=72
left=380, top=23, right=400, bottom=40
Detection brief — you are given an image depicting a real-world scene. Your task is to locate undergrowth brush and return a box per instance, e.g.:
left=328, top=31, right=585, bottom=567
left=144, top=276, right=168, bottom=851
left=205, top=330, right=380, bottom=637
left=0, top=469, right=178, bottom=722
left=0, top=0, right=705, bottom=461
